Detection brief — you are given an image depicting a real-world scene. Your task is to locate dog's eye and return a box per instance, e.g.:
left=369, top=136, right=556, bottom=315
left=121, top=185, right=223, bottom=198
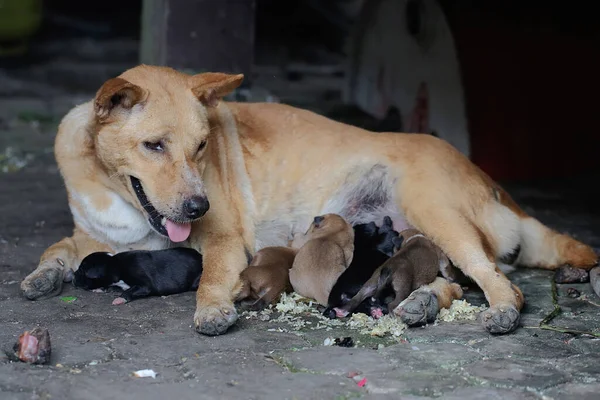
left=144, top=141, right=164, bottom=152
left=197, top=140, right=207, bottom=153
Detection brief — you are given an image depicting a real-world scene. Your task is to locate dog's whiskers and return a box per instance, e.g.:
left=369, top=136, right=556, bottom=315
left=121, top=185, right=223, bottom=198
left=107, top=171, right=121, bottom=181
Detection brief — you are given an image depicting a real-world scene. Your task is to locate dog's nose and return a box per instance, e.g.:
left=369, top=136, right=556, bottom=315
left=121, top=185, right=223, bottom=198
left=183, top=196, right=210, bottom=219
left=313, top=216, right=324, bottom=225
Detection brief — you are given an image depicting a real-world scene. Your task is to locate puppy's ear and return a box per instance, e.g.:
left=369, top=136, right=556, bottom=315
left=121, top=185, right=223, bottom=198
left=94, top=78, right=146, bottom=122
left=384, top=216, right=393, bottom=229
left=190, top=72, right=244, bottom=107
left=392, top=236, right=404, bottom=249
left=378, top=216, right=393, bottom=233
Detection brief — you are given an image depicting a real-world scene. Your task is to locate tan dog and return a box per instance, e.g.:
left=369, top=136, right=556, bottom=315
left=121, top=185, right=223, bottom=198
left=235, top=246, right=297, bottom=310
left=335, top=229, right=457, bottom=321
left=20, top=65, right=597, bottom=336
left=289, top=214, right=354, bottom=306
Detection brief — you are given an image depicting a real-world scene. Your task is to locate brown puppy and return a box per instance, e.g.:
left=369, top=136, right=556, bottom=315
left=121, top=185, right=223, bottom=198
left=335, top=229, right=454, bottom=319
left=235, top=246, right=297, bottom=310
left=289, top=214, right=354, bottom=306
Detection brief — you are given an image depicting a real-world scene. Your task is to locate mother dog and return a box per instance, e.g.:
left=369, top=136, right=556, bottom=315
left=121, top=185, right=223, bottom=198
left=21, top=65, right=597, bottom=335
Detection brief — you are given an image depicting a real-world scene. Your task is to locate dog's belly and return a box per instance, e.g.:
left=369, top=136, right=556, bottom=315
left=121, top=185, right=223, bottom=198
left=253, top=164, right=412, bottom=251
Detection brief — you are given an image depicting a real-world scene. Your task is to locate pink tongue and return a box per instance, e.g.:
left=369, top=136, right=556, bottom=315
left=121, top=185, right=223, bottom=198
left=165, top=220, right=192, bottom=242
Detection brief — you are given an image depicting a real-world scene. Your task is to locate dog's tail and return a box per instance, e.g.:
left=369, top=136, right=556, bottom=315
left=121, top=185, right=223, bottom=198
left=517, top=217, right=597, bottom=270
left=488, top=183, right=598, bottom=271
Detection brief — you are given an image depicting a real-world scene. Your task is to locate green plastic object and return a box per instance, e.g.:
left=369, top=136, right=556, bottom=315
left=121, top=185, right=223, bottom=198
left=60, top=296, right=77, bottom=303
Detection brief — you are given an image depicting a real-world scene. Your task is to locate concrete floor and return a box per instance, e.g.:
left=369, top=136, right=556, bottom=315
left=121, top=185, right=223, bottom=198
left=2, top=38, right=600, bottom=400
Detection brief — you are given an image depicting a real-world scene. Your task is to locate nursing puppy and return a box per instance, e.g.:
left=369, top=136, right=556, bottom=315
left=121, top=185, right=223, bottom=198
left=289, top=214, right=354, bottom=305
left=335, top=229, right=453, bottom=319
left=73, top=248, right=203, bottom=305
left=324, top=216, right=399, bottom=318
left=235, top=246, right=297, bottom=310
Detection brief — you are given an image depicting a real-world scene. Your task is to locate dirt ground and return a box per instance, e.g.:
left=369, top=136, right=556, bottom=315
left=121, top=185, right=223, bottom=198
left=2, top=38, right=600, bottom=400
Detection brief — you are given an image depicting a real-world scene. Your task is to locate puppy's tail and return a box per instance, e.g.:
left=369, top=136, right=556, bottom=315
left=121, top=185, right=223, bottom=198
left=518, top=217, right=597, bottom=270
left=342, top=266, right=393, bottom=313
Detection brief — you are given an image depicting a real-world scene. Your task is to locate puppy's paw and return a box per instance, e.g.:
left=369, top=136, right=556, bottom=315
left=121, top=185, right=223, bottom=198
left=394, top=290, right=439, bottom=326
left=21, top=264, right=65, bottom=300
left=481, top=304, right=520, bottom=334
left=112, top=297, right=127, bottom=305
left=236, top=297, right=268, bottom=312
left=194, top=303, right=238, bottom=336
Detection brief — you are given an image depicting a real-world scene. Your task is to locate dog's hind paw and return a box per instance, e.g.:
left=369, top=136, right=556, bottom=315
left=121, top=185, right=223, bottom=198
left=481, top=305, right=520, bottom=334
left=194, top=304, right=238, bottom=336
left=21, top=265, right=65, bottom=300
left=393, top=289, right=439, bottom=326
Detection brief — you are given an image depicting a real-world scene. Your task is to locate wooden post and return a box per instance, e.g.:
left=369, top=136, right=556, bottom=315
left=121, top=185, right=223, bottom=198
left=140, top=0, right=255, bottom=80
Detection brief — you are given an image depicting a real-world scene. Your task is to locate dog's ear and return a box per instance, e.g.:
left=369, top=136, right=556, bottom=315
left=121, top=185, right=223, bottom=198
left=190, top=72, right=244, bottom=107
left=94, top=78, right=146, bottom=122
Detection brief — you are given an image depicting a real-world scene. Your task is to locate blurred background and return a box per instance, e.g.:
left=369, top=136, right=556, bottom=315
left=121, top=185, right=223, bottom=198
left=1, top=0, right=599, bottom=185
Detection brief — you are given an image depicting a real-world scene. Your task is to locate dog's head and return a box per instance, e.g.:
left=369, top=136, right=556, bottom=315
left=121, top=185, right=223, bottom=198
left=91, top=66, right=244, bottom=242
left=352, top=222, right=378, bottom=244
left=306, top=214, right=352, bottom=239
left=304, top=214, right=355, bottom=250
left=376, top=229, right=400, bottom=257
left=73, top=252, right=119, bottom=290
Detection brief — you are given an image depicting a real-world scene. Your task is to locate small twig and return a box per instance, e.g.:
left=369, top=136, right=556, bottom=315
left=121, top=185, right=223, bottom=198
left=532, top=278, right=600, bottom=338
left=523, top=325, right=600, bottom=338
left=580, top=295, right=600, bottom=308
left=540, top=279, right=561, bottom=326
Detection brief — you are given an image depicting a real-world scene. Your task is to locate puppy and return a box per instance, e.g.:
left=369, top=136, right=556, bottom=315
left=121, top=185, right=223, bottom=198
left=335, top=229, right=452, bottom=317
left=289, top=214, right=354, bottom=305
left=235, top=246, right=298, bottom=310
left=324, top=216, right=400, bottom=318
left=73, top=248, right=203, bottom=305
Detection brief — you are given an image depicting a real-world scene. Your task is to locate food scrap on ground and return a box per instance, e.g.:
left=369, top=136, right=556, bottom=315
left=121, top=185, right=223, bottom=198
left=243, top=292, right=408, bottom=339
left=243, top=294, right=489, bottom=341
left=436, top=299, right=487, bottom=322
left=133, top=369, right=157, bottom=378
left=0, top=147, right=35, bottom=173
left=334, top=337, right=354, bottom=347
left=6, top=327, right=51, bottom=365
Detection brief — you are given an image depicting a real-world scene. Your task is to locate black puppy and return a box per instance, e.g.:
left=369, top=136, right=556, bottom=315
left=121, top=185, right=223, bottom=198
left=324, top=216, right=400, bottom=318
left=73, top=248, right=203, bottom=305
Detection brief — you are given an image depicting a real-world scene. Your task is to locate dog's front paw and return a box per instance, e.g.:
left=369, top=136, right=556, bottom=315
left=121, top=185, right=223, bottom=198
left=393, top=289, right=439, bottom=326
left=21, top=263, right=65, bottom=300
left=194, top=303, right=238, bottom=336
left=481, top=305, right=520, bottom=334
